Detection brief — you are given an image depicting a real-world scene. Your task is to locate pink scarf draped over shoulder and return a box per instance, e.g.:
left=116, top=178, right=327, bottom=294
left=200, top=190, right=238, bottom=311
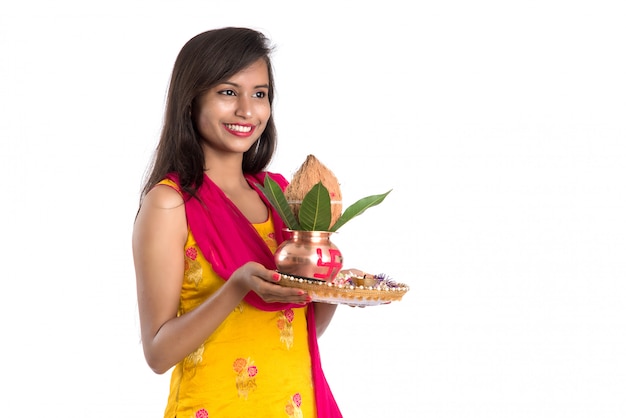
left=164, top=171, right=342, bottom=417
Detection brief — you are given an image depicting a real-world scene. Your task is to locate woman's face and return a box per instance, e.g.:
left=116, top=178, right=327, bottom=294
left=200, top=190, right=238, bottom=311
left=195, top=58, right=271, bottom=155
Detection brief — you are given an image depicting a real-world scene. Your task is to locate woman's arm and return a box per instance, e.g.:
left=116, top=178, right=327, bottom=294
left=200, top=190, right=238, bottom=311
left=132, top=185, right=308, bottom=374
left=312, top=267, right=371, bottom=336
left=312, top=302, right=338, bottom=337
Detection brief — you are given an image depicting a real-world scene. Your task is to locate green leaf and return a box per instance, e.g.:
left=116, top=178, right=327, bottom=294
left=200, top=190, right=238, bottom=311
left=298, top=182, right=331, bottom=231
left=257, top=176, right=301, bottom=230
left=330, top=189, right=392, bottom=232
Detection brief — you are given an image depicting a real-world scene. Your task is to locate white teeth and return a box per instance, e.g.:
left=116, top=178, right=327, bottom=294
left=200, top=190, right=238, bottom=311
left=226, top=124, right=252, bottom=133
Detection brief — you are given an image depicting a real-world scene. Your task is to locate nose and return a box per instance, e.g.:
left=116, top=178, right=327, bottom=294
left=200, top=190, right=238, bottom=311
left=235, top=96, right=253, bottom=118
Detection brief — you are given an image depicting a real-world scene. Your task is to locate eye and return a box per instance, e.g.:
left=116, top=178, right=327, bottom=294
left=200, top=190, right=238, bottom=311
left=219, top=89, right=236, bottom=96
left=254, top=91, right=267, bottom=99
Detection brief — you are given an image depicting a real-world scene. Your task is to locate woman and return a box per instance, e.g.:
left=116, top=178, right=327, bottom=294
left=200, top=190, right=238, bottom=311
left=132, top=27, right=342, bottom=417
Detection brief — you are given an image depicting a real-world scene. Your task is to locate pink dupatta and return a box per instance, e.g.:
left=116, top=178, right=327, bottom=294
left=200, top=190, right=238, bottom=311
left=165, top=171, right=342, bottom=417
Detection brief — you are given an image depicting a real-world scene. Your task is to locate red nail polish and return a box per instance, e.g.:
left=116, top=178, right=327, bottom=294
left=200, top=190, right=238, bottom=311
left=273, top=272, right=281, bottom=282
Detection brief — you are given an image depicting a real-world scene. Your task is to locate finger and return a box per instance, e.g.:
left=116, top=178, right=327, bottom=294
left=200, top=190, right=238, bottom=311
left=255, top=279, right=310, bottom=304
left=252, top=269, right=281, bottom=284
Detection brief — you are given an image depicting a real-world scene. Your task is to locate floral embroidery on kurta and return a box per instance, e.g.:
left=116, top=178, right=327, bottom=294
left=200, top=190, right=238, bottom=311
left=193, top=408, right=209, bottom=418
left=184, top=246, right=202, bottom=286
left=277, top=308, right=295, bottom=349
left=263, top=231, right=277, bottom=250
left=183, top=344, right=204, bottom=376
left=285, top=393, right=303, bottom=418
left=233, top=357, right=258, bottom=398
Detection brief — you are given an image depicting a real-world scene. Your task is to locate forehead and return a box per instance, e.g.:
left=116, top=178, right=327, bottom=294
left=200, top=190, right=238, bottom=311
left=223, top=58, right=270, bottom=85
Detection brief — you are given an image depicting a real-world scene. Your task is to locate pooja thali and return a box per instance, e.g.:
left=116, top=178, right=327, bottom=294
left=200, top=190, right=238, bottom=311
left=277, top=272, right=410, bottom=307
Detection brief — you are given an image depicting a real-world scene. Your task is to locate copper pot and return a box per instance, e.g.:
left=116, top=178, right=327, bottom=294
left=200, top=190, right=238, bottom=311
left=275, top=230, right=344, bottom=282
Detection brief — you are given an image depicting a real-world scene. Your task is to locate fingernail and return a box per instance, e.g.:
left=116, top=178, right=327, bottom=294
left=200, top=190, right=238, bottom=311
left=273, top=272, right=281, bottom=282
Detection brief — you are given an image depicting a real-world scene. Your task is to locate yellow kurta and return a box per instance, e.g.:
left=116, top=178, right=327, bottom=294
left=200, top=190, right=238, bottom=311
left=160, top=181, right=315, bottom=418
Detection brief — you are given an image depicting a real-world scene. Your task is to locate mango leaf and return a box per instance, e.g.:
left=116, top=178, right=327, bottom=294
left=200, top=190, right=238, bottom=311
left=298, top=182, right=331, bottom=231
left=257, top=176, right=301, bottom=230
left=330, top=189, right=392, bottom=232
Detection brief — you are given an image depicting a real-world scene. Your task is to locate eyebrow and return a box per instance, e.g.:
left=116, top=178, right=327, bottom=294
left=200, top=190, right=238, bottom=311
left=221, top=81, right=270, bottom=89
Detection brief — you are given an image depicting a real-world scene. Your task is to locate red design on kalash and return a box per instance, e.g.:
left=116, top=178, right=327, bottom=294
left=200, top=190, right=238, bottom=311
left=313, top=248, right=343, bottom=280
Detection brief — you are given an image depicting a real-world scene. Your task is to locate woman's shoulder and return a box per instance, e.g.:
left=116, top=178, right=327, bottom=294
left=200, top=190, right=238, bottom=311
left=157, top=178, right=182, bottom=193
left=143, top=180, right=185, bottom=210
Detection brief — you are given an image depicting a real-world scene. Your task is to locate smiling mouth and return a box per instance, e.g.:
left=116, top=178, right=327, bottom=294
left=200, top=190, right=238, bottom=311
left=225, top=123, right=253, bottom=133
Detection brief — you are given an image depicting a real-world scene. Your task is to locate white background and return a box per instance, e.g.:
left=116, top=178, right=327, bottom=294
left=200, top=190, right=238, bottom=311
left=1, top=1, right=625, bottom=417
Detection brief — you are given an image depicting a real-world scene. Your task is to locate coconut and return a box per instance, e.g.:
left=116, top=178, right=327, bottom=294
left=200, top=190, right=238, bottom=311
left=284, top=154, right=343, bottom=226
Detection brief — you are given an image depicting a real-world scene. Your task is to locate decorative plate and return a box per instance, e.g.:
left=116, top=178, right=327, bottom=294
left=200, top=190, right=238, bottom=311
left=277, top=272, right=409, bottom=307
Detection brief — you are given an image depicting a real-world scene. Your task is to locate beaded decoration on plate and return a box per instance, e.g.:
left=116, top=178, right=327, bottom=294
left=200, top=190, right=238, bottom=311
left=277, top=271, right=409, bottom=307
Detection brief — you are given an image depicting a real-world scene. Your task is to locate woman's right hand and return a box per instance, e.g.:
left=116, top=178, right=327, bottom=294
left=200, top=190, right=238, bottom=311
left=229, top=262, right=311, bottom=305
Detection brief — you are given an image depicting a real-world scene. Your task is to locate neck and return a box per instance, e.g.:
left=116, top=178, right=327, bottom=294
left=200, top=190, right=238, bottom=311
left=204, top=169, right=249, bottom=194
left=202, top=152, right=247, bottom=191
